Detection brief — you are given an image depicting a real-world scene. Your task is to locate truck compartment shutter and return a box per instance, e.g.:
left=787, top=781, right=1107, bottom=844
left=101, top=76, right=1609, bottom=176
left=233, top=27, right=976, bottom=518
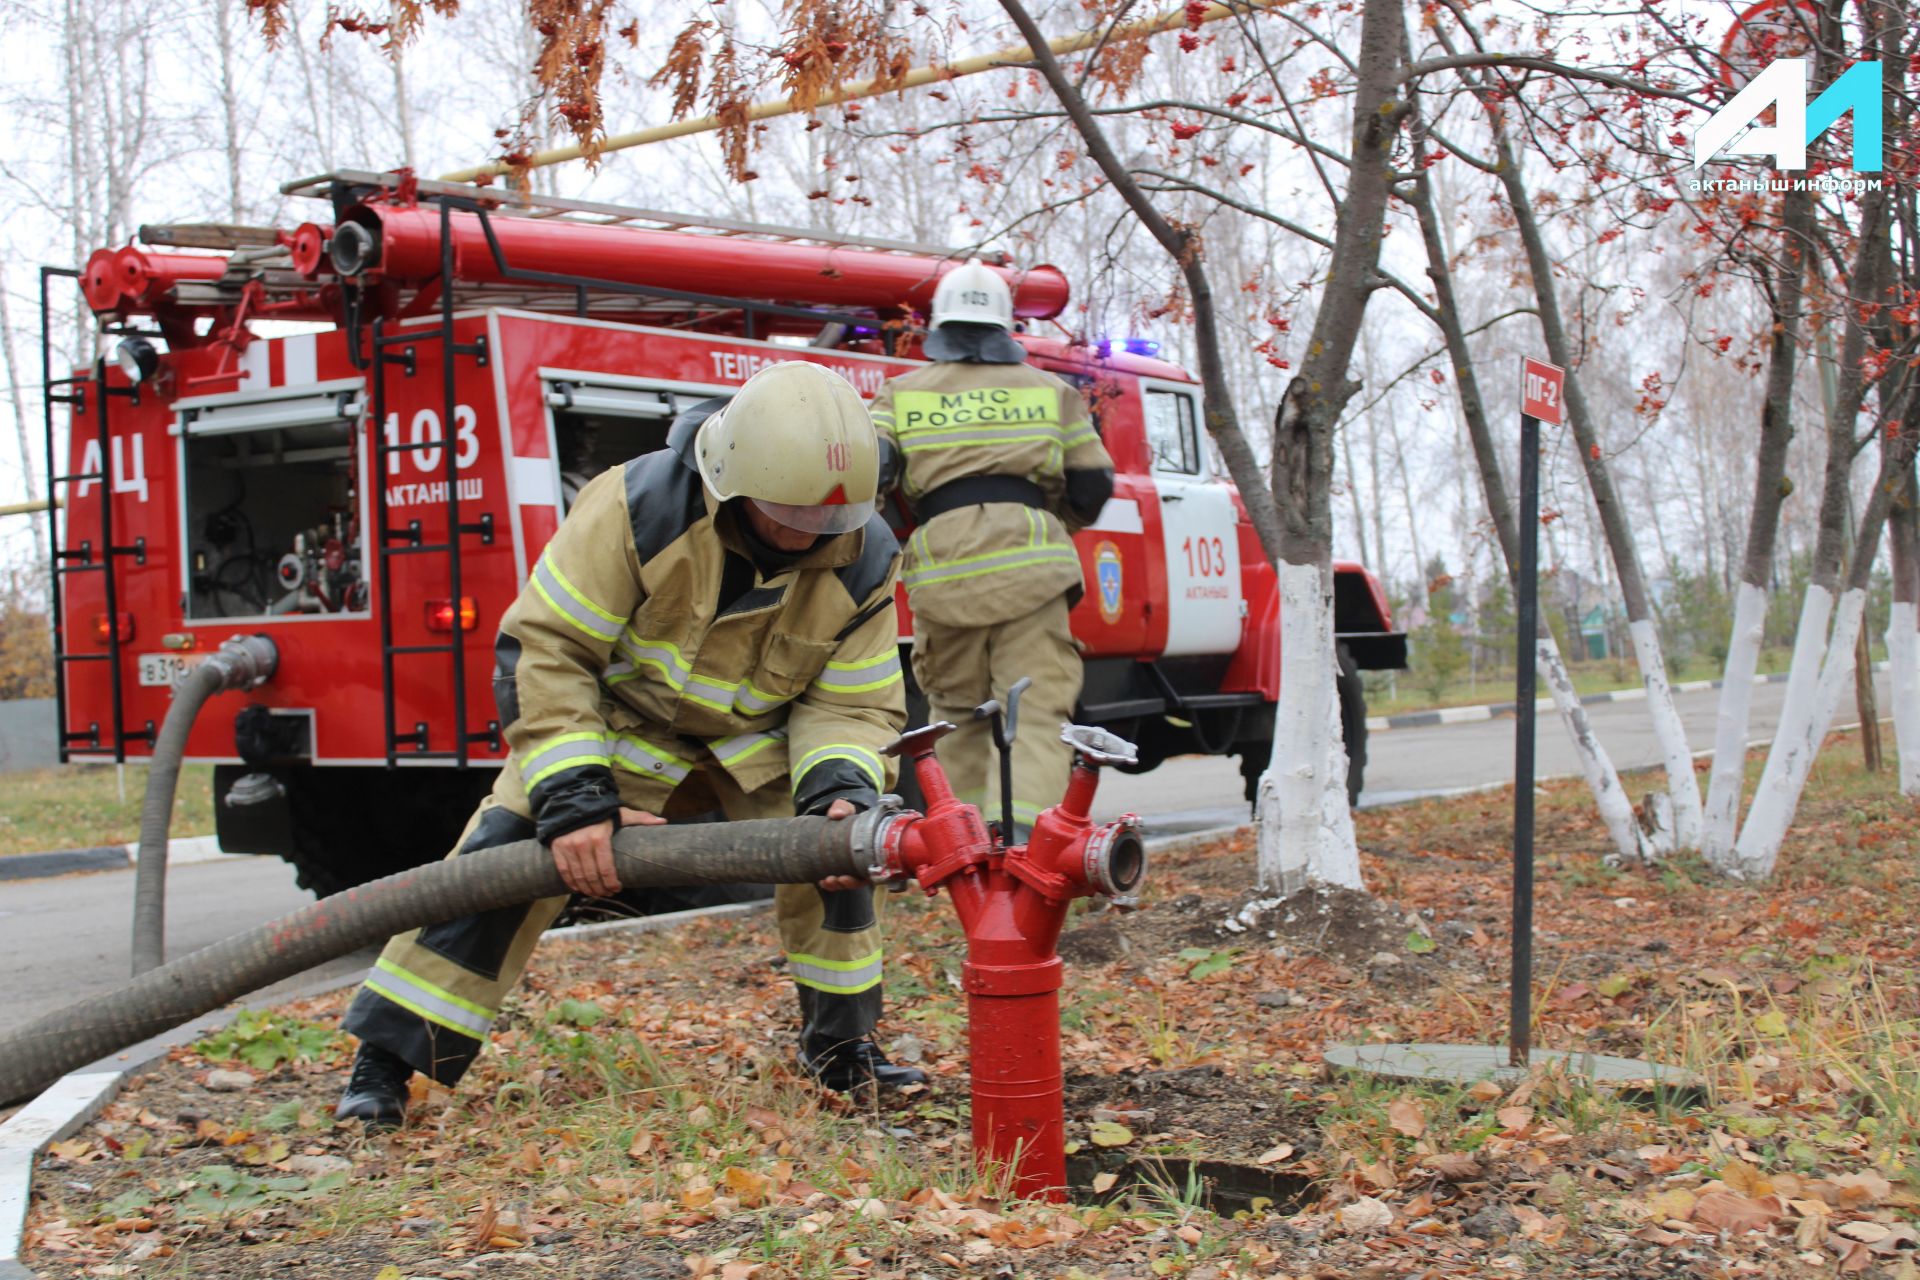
left=181, top=385, right=364, bottom=437
left=543, top=379, right=713, bottom=421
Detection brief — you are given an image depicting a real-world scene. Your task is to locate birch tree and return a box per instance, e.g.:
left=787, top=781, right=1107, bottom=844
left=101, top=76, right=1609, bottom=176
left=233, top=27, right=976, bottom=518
left=1403, top=100, right=1654, bottom=863
left=1436, top=13, right=1705, bottom=854
left=1889, top=465, right=1920, bottom=792
left=1737, top=0, right=1920, bottom=870
left=1701, top=190, right=1816, bottom=864
left=1733, top=200, right=1912, bottom=874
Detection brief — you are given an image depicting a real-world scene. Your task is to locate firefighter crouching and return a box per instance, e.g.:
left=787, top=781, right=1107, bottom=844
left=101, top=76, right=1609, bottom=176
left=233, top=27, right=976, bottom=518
left=335, top=362, right=924, bottom=1128
left=871, top=262, right=1115, bottom=839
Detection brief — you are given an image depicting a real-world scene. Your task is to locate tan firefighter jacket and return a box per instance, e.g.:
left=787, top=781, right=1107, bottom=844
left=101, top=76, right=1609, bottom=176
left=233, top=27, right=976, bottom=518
left=492, top=403, right=905, bottom=842
left=869, top=360, right=1113, bottom=628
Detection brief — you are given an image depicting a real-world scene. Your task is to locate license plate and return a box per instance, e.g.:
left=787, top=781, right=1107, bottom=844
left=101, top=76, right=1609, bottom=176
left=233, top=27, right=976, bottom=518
left=137, top=652, right=210, bottom=688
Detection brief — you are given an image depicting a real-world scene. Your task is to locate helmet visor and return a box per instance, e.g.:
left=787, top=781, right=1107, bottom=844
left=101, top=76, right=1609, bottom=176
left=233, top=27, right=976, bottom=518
left=750, top=496, right=874, bottom=536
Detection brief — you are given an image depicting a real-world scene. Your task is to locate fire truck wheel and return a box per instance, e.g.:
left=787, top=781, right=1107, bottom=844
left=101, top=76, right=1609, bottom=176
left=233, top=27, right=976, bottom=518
left=283, top=767, right=496, bottom=897
left=1337, top=642, right=1368, bottom=807
left=1235, top=646, right=1368, bottom=811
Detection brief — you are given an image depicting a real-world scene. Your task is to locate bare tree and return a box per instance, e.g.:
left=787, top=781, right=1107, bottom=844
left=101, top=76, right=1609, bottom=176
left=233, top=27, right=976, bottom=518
left=1889, top=463, right=1920, bottom=793
left=1438, top=21, right=1705, bottom=854
left=1403, top=102, right=1653, bottom=863
left=1701, top=191, right=1815, bottom=864
left=0, top=264, right=47, bottom=565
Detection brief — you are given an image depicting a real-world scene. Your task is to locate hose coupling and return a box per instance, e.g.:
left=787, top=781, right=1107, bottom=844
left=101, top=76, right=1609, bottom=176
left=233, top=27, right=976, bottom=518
left=850, top=794, right=916, bottom=888
left=1083, top=814, right=1147, bottom=900
left=203, top=634, right=279, bottom=691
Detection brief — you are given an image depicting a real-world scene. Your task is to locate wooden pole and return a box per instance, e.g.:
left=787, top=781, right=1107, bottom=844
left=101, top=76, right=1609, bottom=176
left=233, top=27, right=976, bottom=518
left=0, top=496, right=58, bottom=518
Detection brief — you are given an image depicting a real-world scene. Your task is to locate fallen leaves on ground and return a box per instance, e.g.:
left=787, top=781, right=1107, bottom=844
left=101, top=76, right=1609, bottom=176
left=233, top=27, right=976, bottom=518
left=20, top=728, right=1920, bottom=1279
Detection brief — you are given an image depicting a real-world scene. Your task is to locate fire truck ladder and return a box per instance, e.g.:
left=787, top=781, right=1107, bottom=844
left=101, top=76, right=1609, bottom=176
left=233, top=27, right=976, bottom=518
left=40, top=266, right=154, bottom=763
left=369, top=199, right=500, bottom=768
left=287, top=170, right=994, bottom=339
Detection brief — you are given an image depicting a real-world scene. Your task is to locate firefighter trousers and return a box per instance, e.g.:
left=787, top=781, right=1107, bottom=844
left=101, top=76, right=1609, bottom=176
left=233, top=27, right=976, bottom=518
left=909, top=592, right=1082, bottom=838
left=341, top=759, right=887, bottom=1086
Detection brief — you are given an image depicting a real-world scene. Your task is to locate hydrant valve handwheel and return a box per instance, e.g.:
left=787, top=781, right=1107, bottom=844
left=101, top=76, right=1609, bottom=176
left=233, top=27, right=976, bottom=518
left=1060, top=723, right=1139, bottom=768
left=873, top=719, right=1148, bottom=1201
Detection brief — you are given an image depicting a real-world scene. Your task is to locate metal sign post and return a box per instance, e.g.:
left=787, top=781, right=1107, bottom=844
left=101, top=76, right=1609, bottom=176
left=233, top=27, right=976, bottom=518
left=1512, top=356, right=1564, bottom=1068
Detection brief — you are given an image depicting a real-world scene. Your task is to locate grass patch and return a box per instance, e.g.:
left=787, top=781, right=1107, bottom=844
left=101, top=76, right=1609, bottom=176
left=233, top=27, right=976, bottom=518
left=1366, top=645, right=1804, bottom=717
left=194, top=1012, right=344, bottom=1072
left=0, top=762, right=215, bottom=855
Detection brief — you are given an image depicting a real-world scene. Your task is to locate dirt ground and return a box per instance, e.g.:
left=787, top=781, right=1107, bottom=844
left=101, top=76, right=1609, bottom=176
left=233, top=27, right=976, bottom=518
left=22, top=733, right=1920, bottom=1278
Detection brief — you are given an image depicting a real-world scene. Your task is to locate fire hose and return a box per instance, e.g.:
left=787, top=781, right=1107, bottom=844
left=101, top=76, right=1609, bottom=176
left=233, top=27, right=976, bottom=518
left=130, top=635, right=279, bottom=975
left=3, top=815, right=867, bottom=1105
left=11, top=720, right=1146, bottom=1198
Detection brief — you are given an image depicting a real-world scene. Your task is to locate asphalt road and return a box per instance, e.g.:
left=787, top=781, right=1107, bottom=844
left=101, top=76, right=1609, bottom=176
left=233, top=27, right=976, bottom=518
left=0, top=673, right=1886, bottom=1034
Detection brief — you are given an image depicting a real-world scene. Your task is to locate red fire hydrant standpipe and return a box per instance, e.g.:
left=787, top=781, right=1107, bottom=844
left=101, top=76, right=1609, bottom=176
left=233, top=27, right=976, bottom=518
left=866, top=722, right=1146, bottom=1202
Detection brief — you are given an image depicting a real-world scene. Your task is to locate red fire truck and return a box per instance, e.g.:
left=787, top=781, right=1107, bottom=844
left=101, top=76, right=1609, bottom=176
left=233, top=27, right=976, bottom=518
left=44, top=170, right=1405, bottom=895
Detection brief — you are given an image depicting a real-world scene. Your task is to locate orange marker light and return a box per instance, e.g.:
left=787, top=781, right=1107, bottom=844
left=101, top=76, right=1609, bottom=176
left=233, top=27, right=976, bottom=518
left=424, top=597, right=478, bottom=632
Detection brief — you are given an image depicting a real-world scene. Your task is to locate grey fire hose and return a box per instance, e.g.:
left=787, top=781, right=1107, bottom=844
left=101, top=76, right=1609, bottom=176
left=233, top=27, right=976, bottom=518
left=131, top=635, right=279, bottom=975
left=3, top=812, right=874, bottom=1105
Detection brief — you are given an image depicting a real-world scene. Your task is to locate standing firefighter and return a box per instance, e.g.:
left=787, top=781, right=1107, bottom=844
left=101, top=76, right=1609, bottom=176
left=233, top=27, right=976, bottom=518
left=872, top=262, right=1115, bottom=838
left=336, top=362, right=924, bottom=1127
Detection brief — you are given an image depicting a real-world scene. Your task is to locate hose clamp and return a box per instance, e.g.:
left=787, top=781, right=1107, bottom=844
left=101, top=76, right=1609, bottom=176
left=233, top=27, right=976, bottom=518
left=850, top=794, right=914, bottom=885
left=210, top=633, right=279, bottom=690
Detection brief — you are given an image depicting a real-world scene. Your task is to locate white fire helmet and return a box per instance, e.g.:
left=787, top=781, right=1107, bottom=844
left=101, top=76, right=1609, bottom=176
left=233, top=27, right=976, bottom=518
left=930, top=258, right=1015, bottom=331
left=694, top=362, right=879, bottom=536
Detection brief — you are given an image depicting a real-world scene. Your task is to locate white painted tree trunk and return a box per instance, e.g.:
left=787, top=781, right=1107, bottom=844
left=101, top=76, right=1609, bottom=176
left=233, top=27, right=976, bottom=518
left=1626, top=618, right=1705, bottom=851
left=1256, top=561, right=1363, bottom=896
left=1537, top=633, right=1655, bottom=862
left=1702, top=581, right=1770, bottom=862
left=1889, top=601, right=1920, bottom=796
left=1731, top=585, right=1858, bottom=878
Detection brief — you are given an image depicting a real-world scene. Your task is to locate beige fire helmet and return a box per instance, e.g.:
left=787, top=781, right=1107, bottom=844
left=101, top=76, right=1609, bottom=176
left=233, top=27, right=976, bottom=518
left=694, top=361, right=881, bottom=535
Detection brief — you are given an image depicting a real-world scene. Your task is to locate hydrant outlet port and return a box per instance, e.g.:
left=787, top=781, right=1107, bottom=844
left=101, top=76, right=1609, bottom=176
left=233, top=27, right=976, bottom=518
left=1084, top=819, right=1147, bottom=898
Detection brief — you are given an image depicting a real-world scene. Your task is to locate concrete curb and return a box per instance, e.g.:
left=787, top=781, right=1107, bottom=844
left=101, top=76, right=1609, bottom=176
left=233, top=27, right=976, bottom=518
left=0, top=826, right=1205, bottom=1274
left=0, top=836, right=239, bottom=884
left=0, top=848, right=129, bottom=882
left=1362, top=666, right=1883, bottom=734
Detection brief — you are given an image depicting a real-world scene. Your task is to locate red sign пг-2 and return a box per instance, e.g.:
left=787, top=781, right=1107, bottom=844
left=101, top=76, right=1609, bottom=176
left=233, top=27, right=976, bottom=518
left=1521, top=356, right=1565, bottom=426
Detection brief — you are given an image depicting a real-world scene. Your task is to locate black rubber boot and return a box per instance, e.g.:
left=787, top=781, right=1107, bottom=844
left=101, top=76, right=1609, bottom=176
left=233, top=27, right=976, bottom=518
left=799, top=1037, right=928, bottom=1092
left=335, top=1041, right=413, bottom=1129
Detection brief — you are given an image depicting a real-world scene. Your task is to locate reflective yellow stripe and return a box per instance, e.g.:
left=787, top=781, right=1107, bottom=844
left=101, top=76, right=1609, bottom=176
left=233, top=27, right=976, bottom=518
left=609, top=632, right=691, bottom=688
left=521, top=732, right=611, bottom=787
left=736, top=681, right=794, bottom=714
left=683, top=673, right=741, bottom=712
left=897, top=426, right=1066, bottom=454
left=788, top=949, right=884, bottom=994
left=531, top=556, right=623, bottom=643
left=901, top=545, right=1079, bottom=589
left=813, top=651, right=903, bottom=695
left=710, top=728, right=787, bottom=767
left=793, top=744, right=885, bottom=793
left=1061, top=423, right=1100, bottom=449
left=375, top=958, right=495, bottom=1020
left=610, top=733, right=692, bottom=783
left=365, top=959, right=496, bottom=1038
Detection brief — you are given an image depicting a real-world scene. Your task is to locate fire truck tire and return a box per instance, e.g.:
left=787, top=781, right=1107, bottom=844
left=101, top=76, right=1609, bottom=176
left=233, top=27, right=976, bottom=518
left=1236, top=645, right=1368, bottom=810
left=283, top=767, right=496, bottom=897
left=1337, top=642, right=1368, bottom=807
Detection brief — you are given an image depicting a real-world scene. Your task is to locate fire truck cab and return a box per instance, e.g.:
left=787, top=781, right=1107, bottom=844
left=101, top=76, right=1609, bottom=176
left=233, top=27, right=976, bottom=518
left=46, top=171, right=1405, bottom=895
